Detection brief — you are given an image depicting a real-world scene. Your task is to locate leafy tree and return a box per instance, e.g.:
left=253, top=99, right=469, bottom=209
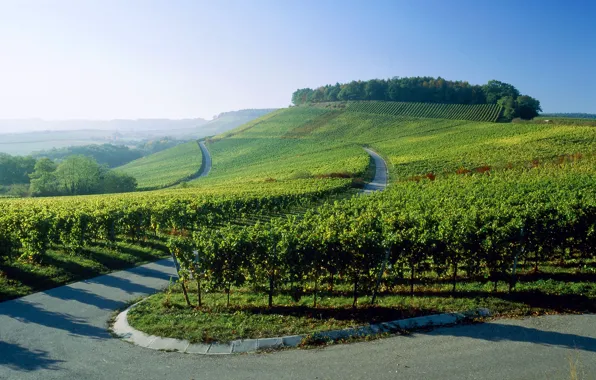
left=482, top=80, right=520, bottom=104
left=364, top=79, right=387, bottom=101
left=54, top=155, right=102, bottom=195
left=516, top=95, right=542, bottom=120
left=101, top=170, right=137, bottom=193
left=29, top=158, right=59, bottom=196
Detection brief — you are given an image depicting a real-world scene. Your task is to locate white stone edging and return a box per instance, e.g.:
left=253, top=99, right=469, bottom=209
left=111, top=302, right=490, bottom=355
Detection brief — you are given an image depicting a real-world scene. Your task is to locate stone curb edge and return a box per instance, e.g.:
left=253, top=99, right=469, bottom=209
left=111, top=302, right=491, bottom=355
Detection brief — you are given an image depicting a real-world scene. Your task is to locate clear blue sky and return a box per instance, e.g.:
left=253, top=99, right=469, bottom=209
left=0, top=0, right=594, bottom=120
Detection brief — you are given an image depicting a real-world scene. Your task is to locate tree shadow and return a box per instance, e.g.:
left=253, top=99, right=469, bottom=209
left=44, top=285, right=125, bottom=311
left=82, top=265, right=175, bottom=295
left=0, top=299, right=110, bottom=339
left=429, top=318, right=596, bottom=353
left=0, top=341, right=64, bottom=372
left=380, top=290, right=596, bottom=314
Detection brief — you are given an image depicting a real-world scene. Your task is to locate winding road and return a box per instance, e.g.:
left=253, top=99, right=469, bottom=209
left=1, top=147, right=595, bottom=380
left=362, top=147, right=388, bottom=193
left=197, top=141, right=212, bottom=178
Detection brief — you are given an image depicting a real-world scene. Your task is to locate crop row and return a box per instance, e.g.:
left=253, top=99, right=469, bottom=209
left=346, top=101, right=502, bottom=122
left=0, top=179, right=350, bottom=262
left=169, top=166, right=595, bottom=307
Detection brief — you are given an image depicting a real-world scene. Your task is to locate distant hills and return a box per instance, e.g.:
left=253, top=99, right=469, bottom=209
left=0, top=109, right=276, bottom=156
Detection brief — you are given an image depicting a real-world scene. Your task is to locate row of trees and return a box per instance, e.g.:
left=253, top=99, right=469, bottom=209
left=0, top=152, right=139, bottom=197
left=292, top=77, right=542, bottom=121
left=169, top=168, right=595, bottom=308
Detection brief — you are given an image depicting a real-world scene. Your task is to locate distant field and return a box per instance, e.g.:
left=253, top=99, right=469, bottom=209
left=344, top=101, right=502, bottom=122
left=116, top=141, right=203, bottom=189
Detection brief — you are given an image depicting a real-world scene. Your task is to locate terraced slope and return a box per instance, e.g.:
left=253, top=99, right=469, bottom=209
left=116, top=141, right=203, bottom=190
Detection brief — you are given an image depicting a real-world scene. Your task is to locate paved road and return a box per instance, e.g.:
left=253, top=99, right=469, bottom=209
left=1, top=257, right=594, bottom=380
left=197, top=141, right=212, bottom=178
left=362, top=148, right=388, bottom=192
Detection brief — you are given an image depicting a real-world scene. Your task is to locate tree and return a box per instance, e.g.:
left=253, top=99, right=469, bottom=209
left=54, top=155, right=101, bottom=195
left=101, top=170, right=137, bottom=193
left=482, top=80, right=520, bottom=104
left=497, top=96, right=517, bottom=121
left=516, top=95, right=542, bottom=120
left=29, top=158, right=59, bottom=196
left=364, top=79, right=387, bottom=101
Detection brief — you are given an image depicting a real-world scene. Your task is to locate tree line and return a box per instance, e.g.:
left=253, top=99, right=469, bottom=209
left=0, top=153, right=137, bottom=197
left=292, top=77, right=542, bottom=121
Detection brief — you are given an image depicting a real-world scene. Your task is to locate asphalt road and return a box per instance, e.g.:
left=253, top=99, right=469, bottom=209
left=197, top=141, right=211, bottom=178
left=362, top=148, right=388, bottom=192
left=1, top=257, right=594, bottom=380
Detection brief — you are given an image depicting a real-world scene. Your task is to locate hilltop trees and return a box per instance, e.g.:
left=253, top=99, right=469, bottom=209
left=291, top=77, right=541, bottom=121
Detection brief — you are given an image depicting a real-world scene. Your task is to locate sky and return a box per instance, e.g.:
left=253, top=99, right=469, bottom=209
left=0, top=0, right=595, bottom=120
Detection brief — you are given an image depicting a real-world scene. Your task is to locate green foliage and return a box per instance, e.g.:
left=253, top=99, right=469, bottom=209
left=0, top=153, right=36, bottom=185
left=117, top=141, right=204, bottom=190
left=292, top=77, right=541, bottom=121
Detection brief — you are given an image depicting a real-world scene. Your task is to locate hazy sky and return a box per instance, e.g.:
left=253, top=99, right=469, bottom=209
left=1, top=0, right=595, bottom=120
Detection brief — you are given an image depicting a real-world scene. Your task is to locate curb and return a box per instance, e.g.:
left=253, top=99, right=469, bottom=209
left=112, top=303, right=491, bottom=355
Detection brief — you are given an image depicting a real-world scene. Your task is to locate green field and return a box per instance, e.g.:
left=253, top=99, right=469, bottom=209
left=1, top=102, right=595, bottom=318
left=116, top=141, right=203, bottom=190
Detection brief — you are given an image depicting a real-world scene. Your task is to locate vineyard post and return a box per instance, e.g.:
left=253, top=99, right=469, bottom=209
left=510, top=227, right=525, bottom=292
left=194, top=249, right=202, bottom=307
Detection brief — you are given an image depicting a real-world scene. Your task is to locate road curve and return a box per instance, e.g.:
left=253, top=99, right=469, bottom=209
left=362, top=147, right=388, bottom=193
left=1, top=263, right=594, bottom=380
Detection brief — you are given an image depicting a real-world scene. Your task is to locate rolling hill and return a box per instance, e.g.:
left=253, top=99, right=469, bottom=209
left=116, top=141, right=204, bottom=190
left=1, top=99, right=595, bottom=305
left=192, top=102, right=595, bottom=187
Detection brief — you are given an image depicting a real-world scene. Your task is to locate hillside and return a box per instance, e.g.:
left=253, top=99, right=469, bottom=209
left=116, top=141, right=203, bottom=190
left=192, top=103, right=595, bottom=188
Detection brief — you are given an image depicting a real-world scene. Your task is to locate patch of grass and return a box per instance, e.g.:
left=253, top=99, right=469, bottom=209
left=0, top=239, right=168, bottom=302
left=127, top=260, right=595, bottom=344
left=129, top=263, right=596, bottom=342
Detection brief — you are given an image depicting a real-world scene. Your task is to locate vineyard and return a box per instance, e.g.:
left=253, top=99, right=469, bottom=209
left=346, top=101, right=502, bottom=122
left=1, top=103, right=595, bottom=319
left=116, top=141, right=204, bottom=190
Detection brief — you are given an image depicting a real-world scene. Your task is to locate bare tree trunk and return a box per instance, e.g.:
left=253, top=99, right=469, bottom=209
left=196, top=278, right=202, bottom=307
left=268, top=274, right=274, bottom=308
left=452, top=260, right=458, bottom=293
left=410, top=264, right=415, bottom=296
left=181, top=280, right=191, bottom=307
left=352, top=275, right=359, bottom=308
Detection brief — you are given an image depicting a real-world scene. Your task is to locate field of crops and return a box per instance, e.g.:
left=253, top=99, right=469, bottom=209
left=165, top=158, right=595, bottom=311
left=346, top=101, right=502, bottom=122
left=116, top=141, right=203, bottom=190
left=2, top=103, right=595, bottom=303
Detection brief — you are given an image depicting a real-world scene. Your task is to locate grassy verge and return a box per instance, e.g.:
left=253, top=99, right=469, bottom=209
left=127, top=260, right=595, bottom=344
left=0, top=239, right=169, bottom=302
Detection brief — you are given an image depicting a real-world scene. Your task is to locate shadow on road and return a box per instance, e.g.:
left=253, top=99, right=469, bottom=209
left=0, top=299, right=110, bottom=339
left=0, top=341, right=64, bottom=372
left=430, top=319, right=596, bottom=353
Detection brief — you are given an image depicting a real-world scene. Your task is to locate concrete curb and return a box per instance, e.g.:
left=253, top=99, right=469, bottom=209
left=112, top=302, right=491, bottom=355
